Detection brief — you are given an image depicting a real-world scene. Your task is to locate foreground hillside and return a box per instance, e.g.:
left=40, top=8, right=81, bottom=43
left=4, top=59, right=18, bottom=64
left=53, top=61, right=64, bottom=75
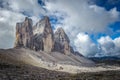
left=0, top=48, right=120, bottom=80
left=0, top=48, right=95, bottom=73
left=0, top=57, right=120, bottom=80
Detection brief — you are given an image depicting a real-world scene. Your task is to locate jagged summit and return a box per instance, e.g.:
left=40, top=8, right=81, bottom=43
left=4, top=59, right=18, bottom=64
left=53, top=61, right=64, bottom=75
left=33, top=16, right=52, bottom=35
left=14, top=16, right=74, bottom=54
left=14, top=17, right=33, bottom=48
left=32, top=16, right=54, bottom=52
left=54, top=27, right=71, bottom=54
left=55, top=27, right=70, bottom=43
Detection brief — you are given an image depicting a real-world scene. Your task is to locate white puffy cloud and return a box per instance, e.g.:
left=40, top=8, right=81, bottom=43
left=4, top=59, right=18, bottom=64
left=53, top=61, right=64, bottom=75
left=97, top=36, right=120, bottom=57
left=74, top=34, right=120, bottom=57
left=110, top=8, right=120, bottom=19
left=114, top=37, right=120, bottom=48
left=74, top=33, right=99, bottom=57
left=2, top=0, right=45, bottom=17
left=44, top=0, right=120, bottom=35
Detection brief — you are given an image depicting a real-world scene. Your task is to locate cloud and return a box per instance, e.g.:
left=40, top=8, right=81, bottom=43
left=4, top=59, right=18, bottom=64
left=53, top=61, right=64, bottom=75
left=44, top=0, right=120, bottom=34
left=97, top=36, right=120, bottom=57
left=74, top=33, right=99, bottom=57
left=74, top=33, right=120, bottom=57
left=0, top=9, right=25, bottom=49
left=1, top=0, right=45, bottom=17
left=44, top=0, right=120, bottom=46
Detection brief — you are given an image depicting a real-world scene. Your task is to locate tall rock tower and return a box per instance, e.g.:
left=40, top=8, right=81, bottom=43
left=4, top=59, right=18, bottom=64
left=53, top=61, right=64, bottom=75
left=53, top=28, right=71, bottom=54
left=14, top=16, right=73, bottom=54
left=32, top=16, right=54, bottom=52
left=14, top=17, right=33, bottom=48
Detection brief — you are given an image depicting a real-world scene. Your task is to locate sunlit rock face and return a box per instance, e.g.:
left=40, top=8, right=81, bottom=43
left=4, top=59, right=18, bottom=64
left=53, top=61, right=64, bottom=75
left=14, top=17, right=33, bottom=48
left=32, top=16, right=54, bottom=52
left=53, top=28, right=71, bottom=55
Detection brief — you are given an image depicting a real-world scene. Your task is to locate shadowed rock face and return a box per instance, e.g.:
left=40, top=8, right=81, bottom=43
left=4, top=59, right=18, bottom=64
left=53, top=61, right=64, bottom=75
left=53, top=28, right=71, bottom=55
left=74, top=51, right=83, bottom=57
left=14, top=17, right=33, bottom=48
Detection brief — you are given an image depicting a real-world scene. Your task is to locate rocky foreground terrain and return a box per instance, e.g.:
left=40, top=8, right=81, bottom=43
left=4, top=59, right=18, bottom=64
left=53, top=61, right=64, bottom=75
left=0, top=48, right=120, bottom=80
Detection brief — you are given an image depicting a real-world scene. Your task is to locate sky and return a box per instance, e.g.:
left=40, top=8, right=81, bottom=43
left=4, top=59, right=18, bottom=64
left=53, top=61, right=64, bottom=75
left=0, top=0, right=120, bottom=57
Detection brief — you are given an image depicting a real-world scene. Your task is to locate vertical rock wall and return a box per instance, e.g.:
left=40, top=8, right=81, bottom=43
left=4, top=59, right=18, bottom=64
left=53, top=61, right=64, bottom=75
left=14, top=17, right=33, bottom=48
left=54, top=28, right=71, bottom=54
left=14, top=16, right=74, bottom=55
left=32, top=16, right=54, bottom=52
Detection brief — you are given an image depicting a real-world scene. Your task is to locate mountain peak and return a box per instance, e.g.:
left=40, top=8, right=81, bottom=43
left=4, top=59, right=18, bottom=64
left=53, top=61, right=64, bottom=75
left=25, top=17, right=29, bottom=21
left=55, top=27, right=70, bottom=43
left=38, top=16, right=49, bottom=23
left=44, top=16, right=49, bottom=21
left=53, top=27, right=71, bottom=54
left=14, top=17, right=77, bottom=55
left=56, top=27, right=65, bottom=34
left=14, top=17, right=33, bottom=48
left=33, top=16, right=51, bottom=35
left=32, top=16, right=54, bottom=52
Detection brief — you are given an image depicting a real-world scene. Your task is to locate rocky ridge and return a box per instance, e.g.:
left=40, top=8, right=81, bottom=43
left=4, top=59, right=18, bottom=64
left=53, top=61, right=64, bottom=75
left=14, top=16, right=78, bottom=55
left=54, top=28, right=71, bottom=55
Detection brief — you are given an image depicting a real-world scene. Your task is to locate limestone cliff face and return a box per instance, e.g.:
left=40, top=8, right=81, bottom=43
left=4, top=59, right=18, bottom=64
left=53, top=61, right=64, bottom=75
left=32, top=16, right=54, bottom=52
left=53, top=28, right=71, bottom=54
left=14, top=16, right=75, bottom=55
left=14, top=17, right=33, bottom=48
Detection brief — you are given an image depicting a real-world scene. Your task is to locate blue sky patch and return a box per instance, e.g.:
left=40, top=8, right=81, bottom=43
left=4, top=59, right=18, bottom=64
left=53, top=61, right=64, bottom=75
left=90, top=33, right=107, bottom=44
left=38, top=0, right=45, bottom=6
left=92, top=0, right=120, bottom=11
left=109, top=21, right=120, bottom=32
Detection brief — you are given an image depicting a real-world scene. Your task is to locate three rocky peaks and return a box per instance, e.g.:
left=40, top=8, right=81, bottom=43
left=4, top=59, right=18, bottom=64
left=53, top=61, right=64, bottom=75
left=14, top=16, right=78, bottom=55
